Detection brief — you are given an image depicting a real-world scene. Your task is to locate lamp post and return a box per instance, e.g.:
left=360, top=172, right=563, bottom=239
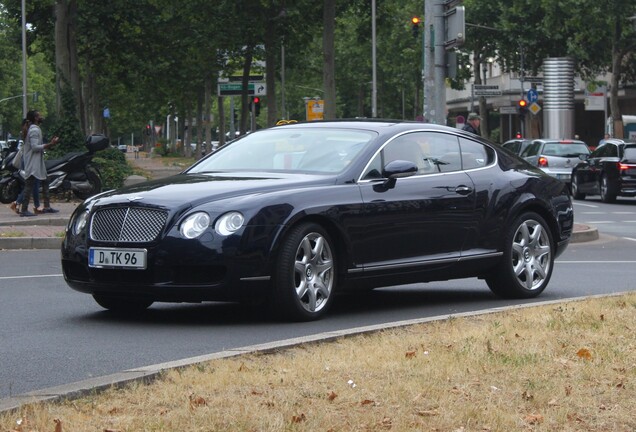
left=21, top=0, right=27, bottom=117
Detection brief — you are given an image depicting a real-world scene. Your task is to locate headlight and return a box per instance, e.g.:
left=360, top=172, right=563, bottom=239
left=73, top=211, right=90, bottom=235
left=215, top=211, right=244, bottom=236
left=180, top=212, right=211, bottom=239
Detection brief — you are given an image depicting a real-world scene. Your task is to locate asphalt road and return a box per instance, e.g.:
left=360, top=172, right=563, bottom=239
left=1, top=198, right=635, bottom=403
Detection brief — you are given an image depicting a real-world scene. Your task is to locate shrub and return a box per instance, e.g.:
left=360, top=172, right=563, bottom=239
left=92, top=148, right=133, bottom=190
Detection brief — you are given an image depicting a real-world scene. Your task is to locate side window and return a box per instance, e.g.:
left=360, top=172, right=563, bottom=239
left=521, top=141, right=541, bottom=157
left=606, top=144, right=618, bottom=158
left=361, top=131, right=461, bottom=179
left=459, top=138, right=494, bottom=169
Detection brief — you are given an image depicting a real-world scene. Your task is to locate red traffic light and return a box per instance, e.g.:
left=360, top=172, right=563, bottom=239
left=518, top=99, right=528, bottom=108
left=253, top=97, right=260, bottom=104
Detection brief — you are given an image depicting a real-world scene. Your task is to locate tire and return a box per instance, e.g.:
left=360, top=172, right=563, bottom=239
left=599, top=174, right=617, bottom=203
left=272, top=222, right=336, bottom=321
left=570, top=173, right=586, bottom=200
left=93, top=294, right=153, bottom=312
left=0, top=178, right=21, bottom=204
left=73, top=166, right=102, bottom=200
left=485, top=212, right=554, bottom=299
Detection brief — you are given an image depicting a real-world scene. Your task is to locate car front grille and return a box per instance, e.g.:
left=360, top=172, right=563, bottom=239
left=90, top=207, right=168, bottom=243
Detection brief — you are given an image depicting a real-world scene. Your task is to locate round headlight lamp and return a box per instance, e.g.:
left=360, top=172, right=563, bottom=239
left=215, top=211, right=244, bottom=236
left=180, top=212, right=211, bottom=239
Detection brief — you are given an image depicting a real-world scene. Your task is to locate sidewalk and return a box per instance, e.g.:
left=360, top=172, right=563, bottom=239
left=0, top=152, right=599, bottom=249
left=0, top=151, right=183, bottom=249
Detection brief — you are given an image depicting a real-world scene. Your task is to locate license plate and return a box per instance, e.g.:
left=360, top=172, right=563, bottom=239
left=556, top=174, right=571, bottom=181
left=89, top=247, right=147, bottom=269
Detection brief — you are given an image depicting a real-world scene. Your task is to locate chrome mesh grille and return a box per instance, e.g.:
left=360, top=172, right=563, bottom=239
left=90, top=207, right=168, bottom=243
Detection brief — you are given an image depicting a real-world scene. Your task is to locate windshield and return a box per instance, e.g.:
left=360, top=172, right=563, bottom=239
left=188, top=127, right=376, bottom=174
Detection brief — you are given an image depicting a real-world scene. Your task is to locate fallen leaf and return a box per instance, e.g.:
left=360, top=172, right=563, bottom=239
left=600, top=314, right=605, bottom=321
left=328, top=391, right=338, bottom=401
left=524, top=414, right=544, bottom=424
left=291, top=413, right=306, bottom=423
left=577, top=348, right=592, bottom=360
left=238, top=362, right=249, bottom=372
left=565, top=385, right=573, bottom=396
left=189, top=393, right=207, bottom=408
left=103, top=429, right=122, bottom=432
left=361, top=399, right=376, bottom=406
left=405, top=350, right=417, bottom=359
left=54, top=418, right=62, bottom=432
left=251, top=390, right=264, bottom=396
left=417, top=409, right=440, bottom=417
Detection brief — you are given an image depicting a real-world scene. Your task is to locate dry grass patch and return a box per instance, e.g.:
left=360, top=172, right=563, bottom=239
left=3, top=293, right=636, bottom=431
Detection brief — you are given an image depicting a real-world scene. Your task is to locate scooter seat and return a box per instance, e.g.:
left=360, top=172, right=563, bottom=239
left=45, top=151, right=84, bottom=170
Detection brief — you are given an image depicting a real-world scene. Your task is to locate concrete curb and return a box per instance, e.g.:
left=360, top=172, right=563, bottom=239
left=0, top=291, right=629, bottom=413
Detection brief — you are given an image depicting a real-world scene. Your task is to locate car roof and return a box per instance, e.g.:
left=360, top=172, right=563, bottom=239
left=272, top=119, right=492, bottom=142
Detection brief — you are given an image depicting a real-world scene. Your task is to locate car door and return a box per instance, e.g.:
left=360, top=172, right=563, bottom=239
left=576, top=144, right=607, bottom=193
left=355, top=131, right=476, bottom=272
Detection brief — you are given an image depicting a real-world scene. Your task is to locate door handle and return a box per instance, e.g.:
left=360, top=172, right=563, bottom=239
left=455, top=185, right=473, bottom=195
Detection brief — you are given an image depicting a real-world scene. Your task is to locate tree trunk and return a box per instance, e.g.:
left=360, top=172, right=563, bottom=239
left=54, top=0, right=70, bottom=116
left=610, top=45, right=623, bottom=138
left=264, top=22, right=277, bottom=127
left=54, top=0, right=84, bottom=132
left=240, top=48, right=253, bottom=134
left=322, top=0, right=336, bottom=119
left=218, top=96, right=225, bottom=147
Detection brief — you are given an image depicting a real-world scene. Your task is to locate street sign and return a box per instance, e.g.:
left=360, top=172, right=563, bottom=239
left=500, top=106, right=518, bottom=115
left=473, top=84, right=502, bottom=96
left=523, top=76, right=543, bottom=84
left=254, top=83, right=267, bottom=96
left=444, top=6, right=465, bottom=50
left=529, top=102, right=541, bottom=115
left=219, top=75, right=264, bottom=83
left=527, top=88, right=538, bottom=103
left=218, top=82, right=266, bottom=96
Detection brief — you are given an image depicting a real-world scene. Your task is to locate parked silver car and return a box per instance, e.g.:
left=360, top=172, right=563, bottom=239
left=520, top=139, right=590, bottom=186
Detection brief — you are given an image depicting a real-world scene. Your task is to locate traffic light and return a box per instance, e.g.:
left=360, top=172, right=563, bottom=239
left=411, top=16, right=421, bottom=38
left=252, top=96, right=261, bottom=117
left=518, top=99, right=528, bottom=117
left=515, top=132, right=522, bottom=139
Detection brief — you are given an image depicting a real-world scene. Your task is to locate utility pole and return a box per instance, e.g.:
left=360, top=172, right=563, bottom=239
left=423, top=0, right=435, bottom=123
left=21, top=0, right=27, bottom=117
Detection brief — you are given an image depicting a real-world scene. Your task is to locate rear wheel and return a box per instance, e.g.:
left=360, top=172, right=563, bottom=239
left=73, top=166, right=102, bottom=200
left=599, top=174, right=617, bottom=203
left=486, top=212, right=554, bottom=299
left=570, top=173, right=586, bottom=200
left=272, top=222, right=336, bottom=321
left=93, top=294, right=153, bottom=312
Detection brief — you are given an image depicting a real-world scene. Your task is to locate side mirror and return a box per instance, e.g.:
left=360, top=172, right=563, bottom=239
left=374, top=160, right=418, bottom=192
left=382, top=160, right=418, bottom=179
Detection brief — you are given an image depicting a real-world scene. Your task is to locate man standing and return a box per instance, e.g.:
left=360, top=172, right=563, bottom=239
left=19, top=110, right=59, bottom=217
left=462, top=112, right=481, bottom=136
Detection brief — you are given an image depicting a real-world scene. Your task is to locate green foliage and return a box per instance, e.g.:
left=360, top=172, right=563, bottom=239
left=46, top=83, right=84, bottom=158
left=92, top=147, right=133, bottom=190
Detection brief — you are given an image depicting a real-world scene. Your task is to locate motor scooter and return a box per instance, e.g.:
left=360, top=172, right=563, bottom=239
left=0, top=134, right=109, bottom=203
left=0, top=141, right=23, bottom=204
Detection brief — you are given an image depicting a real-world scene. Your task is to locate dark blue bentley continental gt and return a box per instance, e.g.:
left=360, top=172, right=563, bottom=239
left=62, top=121, right=573, bottom=321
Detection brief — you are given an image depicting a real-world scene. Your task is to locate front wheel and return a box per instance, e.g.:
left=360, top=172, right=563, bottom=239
left=93, top=294, right=153, bottom=313
left=73, top=166, right=102, bottom=200
left=485, top=212, right=554, bottom=299
left=272, top=223, right=337, bottom=321
left=570, top=173, right=586, bottom=200
left=0, top=177, right=21, bottom=204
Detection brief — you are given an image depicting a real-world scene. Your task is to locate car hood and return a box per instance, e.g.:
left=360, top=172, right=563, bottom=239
left=92, top=172, right=336, bottom=208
